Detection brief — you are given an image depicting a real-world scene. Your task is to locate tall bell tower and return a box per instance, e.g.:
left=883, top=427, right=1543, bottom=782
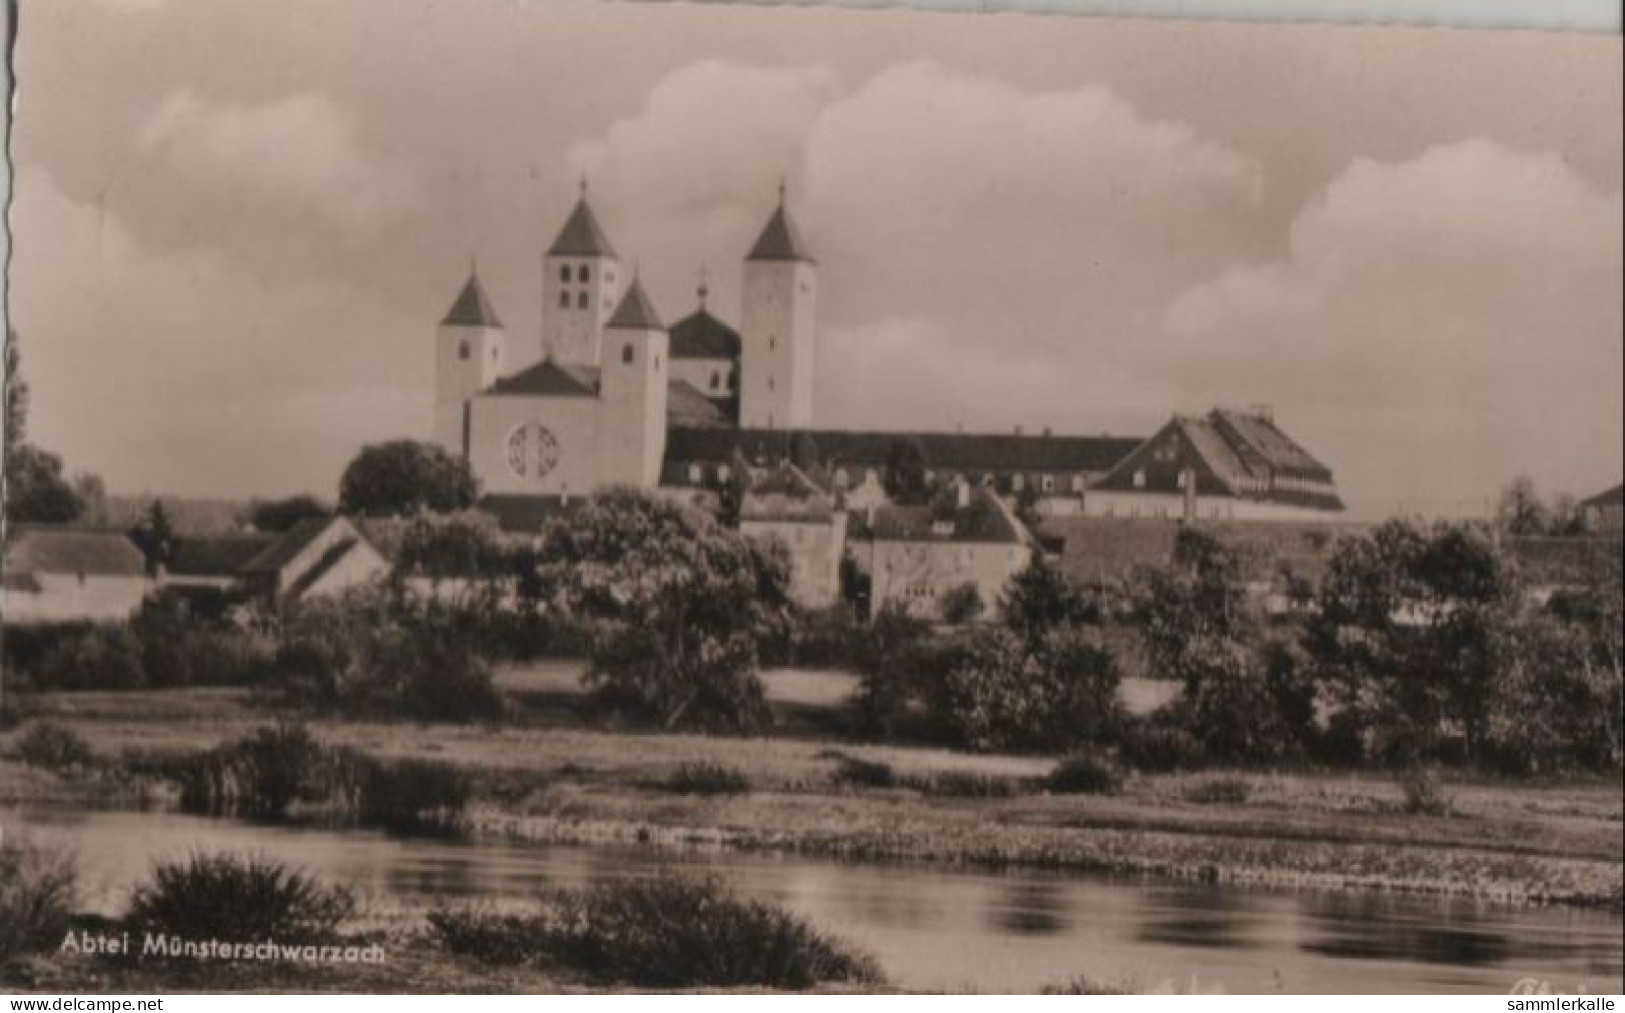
left=542, top=180, right=622, bottom=367
left=433, top=264, right=505, bottom=457
left=739, top=183, right=816, bottom=430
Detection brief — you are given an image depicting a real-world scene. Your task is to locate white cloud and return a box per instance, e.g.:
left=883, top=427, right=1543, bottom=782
left=8, top=168, right=424, bottom=497
left=1158, top=139, right=1623, bottom=514
left=139, top=91, right=416, bottom=229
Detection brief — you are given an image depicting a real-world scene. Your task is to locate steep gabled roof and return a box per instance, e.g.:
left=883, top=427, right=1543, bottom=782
left=487, top=359, right=600, bottom=398
left=669, top=307, right=741, bottom=359
left=742, top=462, right=836, bottom=523
left=4, top=527, right=147, bottom=577
left=442, top=271, right=503, bottom=328
left=606, top=276, right=664, bottom=330
left=548, top=197, right=618, bottom=259
left=239, top=516, right=335, bottom=575
left=747, top=202, right=814, bottom=263
left=667, top=379, right=729, bottom=427
left=1581, top=483, right=1622, bottom=509
left=1210, top=410, right=1331, bottom=481
left=851, top=485, right=1025, bottom=545
left=168, top=535, right=275, bottom=577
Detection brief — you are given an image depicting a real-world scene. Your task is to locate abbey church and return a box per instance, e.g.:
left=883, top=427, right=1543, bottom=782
left=432, top=185, right=1345, bottom=611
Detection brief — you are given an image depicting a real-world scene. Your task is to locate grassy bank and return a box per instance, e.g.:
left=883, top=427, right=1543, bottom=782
left=4, top=685, right=1621, bottom=910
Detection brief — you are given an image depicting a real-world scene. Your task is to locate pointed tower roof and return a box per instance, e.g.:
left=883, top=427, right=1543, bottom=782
left=606, top=274, right=664, bottom=331
left=747, top=185, right=815, bottom=264
left=548, top=190, right=619, bottom=259
left=442, top=269, right=503, bottom=328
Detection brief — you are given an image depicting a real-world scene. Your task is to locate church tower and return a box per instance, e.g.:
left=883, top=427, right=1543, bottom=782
left=542, top=182, right=622, bottom=367
left=598, top=274, right=670, bottom=488
left=434, top=265, right=505, bottom=457
left=739, top=184, right=816, bottom=430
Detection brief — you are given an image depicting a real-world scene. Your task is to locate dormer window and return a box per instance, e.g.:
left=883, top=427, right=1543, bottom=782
left=835, top=468, right=849, bottom=488
left=688, top=464, right=703, bottom=483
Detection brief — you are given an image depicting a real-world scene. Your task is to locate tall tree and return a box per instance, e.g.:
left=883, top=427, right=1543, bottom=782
left=338, top=440, right=477, bottom=517
left=882, top=437, right=930, bottom=504
left=3, top=334, right=85, bottom=526
left=1495, top=475, right=1549, bottom=536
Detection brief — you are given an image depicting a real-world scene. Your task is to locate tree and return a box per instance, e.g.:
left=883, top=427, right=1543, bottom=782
left=938, top=625, right=1121, bottom=752
left=4, top=333, right=26, bottom=462
left=790, top=432, right=821, bottom=473
left=1495, top=476, right=1549, bottom=536
left=71, top=474, right=108, bottom=528
left=938, top=581, right=985, bottom=625
left=537, top=489, right=793, bottom=730
left=882, top=438, right=930, bottom=505
left=338, top=440, right=477, bottom=517
left=130, top=500, right=175, bottom=577
left=248, top=495, right=331, bottom=533
left=1306, top=519, right=1519, bottom=763
left=999, top=555, right=1097, bottom=649
left=4, top=446, right=83, bottom=524
left=1138, top=528, right=1313, bottom=764
left=717, top=450, right=752, bottom=528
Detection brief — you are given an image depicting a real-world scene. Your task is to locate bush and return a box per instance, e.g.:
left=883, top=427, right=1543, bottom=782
left=127, top=854, right=355, bottom=943
left=36, top=626, right=145, bottom=690
left=1399, top=767, right=1453, bottom=817
left=0, top=837, right=76, bottom=962
left=938, top=582, right=985, bottom=625
left=359, top=758, right=471, bottom=832
left=937, top=627, right=1123, bottom=753
left=1183, top=777, right=1252, bottom=806
left=1045, top=750, right=1123, bottom=795
left=177, top=724, right=336, bottom=819
left=834, top=756, right=896, bottom=788
left=904, top=770, right=1027, bottom=798
left=131, top=596, right=272, bottom=689
left=12, top=721, right=96, bottom=772
left=659, top=762, right=751, bottom=796
left=432, top=875, right=882, bottom=988
left=1117, top=715, right=1206, bottom=773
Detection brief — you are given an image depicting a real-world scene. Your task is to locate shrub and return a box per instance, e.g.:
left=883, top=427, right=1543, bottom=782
left=12, top=721, right=96, bottom=772
left=834, top=756, right=896, bottom=788
left=938, top=582, right=985, bottom=625
left=36, top=626, right=145, bottom=690
left=1118, top=715, right=1206, bottom=773
left=1183, top=777, right=1252, bottom=806
left=1045, top=750, right=1123, bottom=795
left=937, top=626, right=1123, bottom=753
left=131, top=596, right=271, bottom=688
left=1399, top=766, right=1453, bottom=817
left=0, top=837, right=76, bottom=962
left=359, top=758, right=471, bottom=832
left=433, top=875, right=882, bottom=988
left=659, top=762, right=751, bottom=796
left=127, top=854, right=354, bottom=943
left=905, top=770, right=1026, bottom=798
left=177, top=724, right=332, bottom=819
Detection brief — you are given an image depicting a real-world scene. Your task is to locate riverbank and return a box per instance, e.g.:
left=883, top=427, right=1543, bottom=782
left=4, top=684, right=1622, bottom=909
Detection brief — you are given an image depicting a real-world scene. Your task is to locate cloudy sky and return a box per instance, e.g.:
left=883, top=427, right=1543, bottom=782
left=9, top=0, right=1621, bottom=517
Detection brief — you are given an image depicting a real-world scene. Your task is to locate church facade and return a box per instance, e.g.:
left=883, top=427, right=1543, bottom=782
left=433, top=186, right=1348, bottom=609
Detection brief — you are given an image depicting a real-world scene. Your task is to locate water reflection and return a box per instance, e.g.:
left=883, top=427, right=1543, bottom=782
left=988, top=880, right=1071, bottom=935
left=5, top=806, right=1620, bottom=994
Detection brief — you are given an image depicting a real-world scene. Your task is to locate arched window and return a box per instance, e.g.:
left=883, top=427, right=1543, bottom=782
left=622, top=344, right=634, bottom=364
left=578, top=265, right=591, bottom=283
left=577, top=291, right=589, bottom=309
left=710, top=371, right=721, bottom=391
left=559, top=265, right=571, bottom=283
left=559, top=290, right=570, bottom=307
left=458, top=341, right=470, bottom=361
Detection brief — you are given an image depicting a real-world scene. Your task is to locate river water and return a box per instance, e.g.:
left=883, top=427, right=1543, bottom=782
left=5, top=806, right=1620, bottom=994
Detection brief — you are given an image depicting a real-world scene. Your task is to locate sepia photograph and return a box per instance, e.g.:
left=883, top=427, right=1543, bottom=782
left=1, top=0, right=1621, bottom=997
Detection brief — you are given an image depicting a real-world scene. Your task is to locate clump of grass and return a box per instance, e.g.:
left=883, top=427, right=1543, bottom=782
left=1043, top=975, right=1132, bottom=994
left=127, top=853, right=355, bottom=943
left=431, top=874, right=882, bottom=989
left=359, top=757, right=471, bottom=832
left=1399, top=766, right=1452, bottom=817
left=11, top=721, right=96, bottom=773
left=177, top=723, right=331, bottom=818
left=659, top=762, right=751, bottom=796
left=1183, top=776, right=1252, bottom=806
left=0, top=837, right=76, bottom=962
left=834, top=756, right=896, bottom=789
left=904, top=770, right=1027, bottom=798
left=1044, top=750, right=1123, bottom=795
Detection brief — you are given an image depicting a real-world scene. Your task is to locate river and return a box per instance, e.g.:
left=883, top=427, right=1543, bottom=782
left=5, top=806, right=1620, bottom=994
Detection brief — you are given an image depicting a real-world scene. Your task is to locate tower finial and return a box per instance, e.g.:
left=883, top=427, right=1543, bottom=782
left=777, top=175, right=787, bottom=204
left=579, top=172, right=588, bottom=197
left=469, top=253, right=477, bottom=276
left=697, top=264, right=710, bottom=308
